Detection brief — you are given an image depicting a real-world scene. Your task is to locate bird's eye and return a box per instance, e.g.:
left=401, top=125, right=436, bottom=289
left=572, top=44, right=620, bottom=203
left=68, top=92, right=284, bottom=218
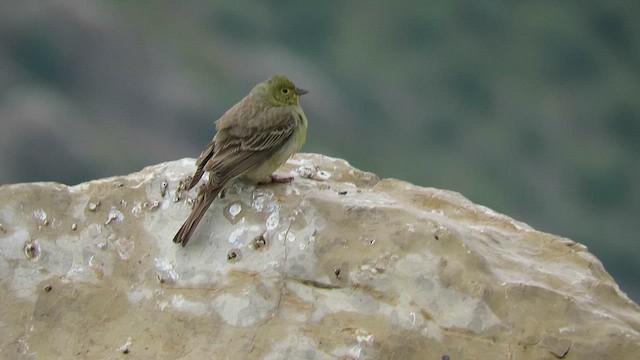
left=281, top=88, right=289, bottom=94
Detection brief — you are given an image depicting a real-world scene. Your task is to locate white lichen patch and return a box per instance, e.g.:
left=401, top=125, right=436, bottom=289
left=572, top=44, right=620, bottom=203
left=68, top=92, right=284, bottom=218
left=211, top=293, right=253, bottom=327
left=105, top=208, right=124, bottom=225
left=155, top=257, right=179, bottom=283
left=266, top=211, right=280, bottom=230
left=315, top=170, right=331, bottom=180
left=113, top=237, right=134, bottom=260
left=228, top=202, right=242, bottom=218
left=33, top=209, right=47, bottom=222
left=169, top=294, right=209, bottom=316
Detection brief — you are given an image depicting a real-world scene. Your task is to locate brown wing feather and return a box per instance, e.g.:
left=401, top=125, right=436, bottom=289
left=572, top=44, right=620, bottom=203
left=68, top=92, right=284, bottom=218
left=242, top=122, right=294, bottom=151
left=203, top=109, right=297, bottom=185
left=186, top=139, right=215, bottom=190
left=172, top=183, right=222, bottom=246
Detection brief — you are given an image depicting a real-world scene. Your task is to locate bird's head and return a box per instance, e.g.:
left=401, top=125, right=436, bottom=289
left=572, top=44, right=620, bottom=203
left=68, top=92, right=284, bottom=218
left=257, top=75, right=308, bottom=106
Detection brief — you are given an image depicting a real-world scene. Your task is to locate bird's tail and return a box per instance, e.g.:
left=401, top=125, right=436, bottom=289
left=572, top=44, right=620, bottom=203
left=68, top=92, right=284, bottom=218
left=173, top=186, right=222, bottom=247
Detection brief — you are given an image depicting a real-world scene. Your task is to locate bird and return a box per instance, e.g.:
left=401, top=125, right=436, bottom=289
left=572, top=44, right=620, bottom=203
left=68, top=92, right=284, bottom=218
left=173, top=75, right=309, bottom=247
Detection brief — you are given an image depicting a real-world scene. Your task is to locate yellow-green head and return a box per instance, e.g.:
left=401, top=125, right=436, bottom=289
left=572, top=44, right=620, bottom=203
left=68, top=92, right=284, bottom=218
left=255, top=75, right=308, bottom=106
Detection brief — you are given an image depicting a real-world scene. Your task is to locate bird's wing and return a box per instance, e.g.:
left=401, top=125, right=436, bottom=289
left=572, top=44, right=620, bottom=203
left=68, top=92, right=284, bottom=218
left=185, top=139, right=215, bottom=190
left=238, top=118, right=296, bottom=151
left=204, top=108, right=297, bottom=185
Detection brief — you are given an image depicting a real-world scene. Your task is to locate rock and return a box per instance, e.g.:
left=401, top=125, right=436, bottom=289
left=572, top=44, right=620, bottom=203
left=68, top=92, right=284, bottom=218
left=0, top=153, right=638, bottom=359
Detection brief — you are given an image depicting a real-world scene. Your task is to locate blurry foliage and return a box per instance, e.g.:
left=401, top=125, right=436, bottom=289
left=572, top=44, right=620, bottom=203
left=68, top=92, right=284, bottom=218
left=0, top=0, right=638, bottom=301
left=12, top=29, right=66, bottom=85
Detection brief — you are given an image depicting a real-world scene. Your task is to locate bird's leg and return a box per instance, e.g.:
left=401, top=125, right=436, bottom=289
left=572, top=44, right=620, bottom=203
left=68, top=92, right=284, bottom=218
left=270, top=174, right=294, bottom=183
left=258, top=174, right=294, bottom=185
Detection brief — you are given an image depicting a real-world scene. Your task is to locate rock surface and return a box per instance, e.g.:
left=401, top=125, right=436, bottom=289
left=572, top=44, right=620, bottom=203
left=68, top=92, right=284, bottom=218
left=1, top=153, right=639, bottom=359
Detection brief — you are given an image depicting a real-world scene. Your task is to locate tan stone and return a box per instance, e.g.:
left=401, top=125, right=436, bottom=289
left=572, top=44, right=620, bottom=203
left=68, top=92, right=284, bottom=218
left=1, top=153, right=638, bottom=359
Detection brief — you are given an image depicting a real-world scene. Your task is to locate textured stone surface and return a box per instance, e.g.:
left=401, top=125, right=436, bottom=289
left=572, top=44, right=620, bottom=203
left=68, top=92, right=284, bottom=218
left=1, top=153, right=639, bottom=359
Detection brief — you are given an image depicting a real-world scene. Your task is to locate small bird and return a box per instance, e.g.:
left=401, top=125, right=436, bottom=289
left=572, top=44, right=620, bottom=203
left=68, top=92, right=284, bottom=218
left=173, top=75, right=309, bottom=247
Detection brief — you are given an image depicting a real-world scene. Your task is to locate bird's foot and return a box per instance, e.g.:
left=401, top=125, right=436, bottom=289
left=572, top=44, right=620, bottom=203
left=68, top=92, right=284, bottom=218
left=258, top=174, right=294, bottom=185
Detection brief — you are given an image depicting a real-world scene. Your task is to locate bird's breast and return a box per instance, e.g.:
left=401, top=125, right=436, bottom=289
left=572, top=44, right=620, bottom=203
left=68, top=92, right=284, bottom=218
left=243, top=108, right=307, bottom=182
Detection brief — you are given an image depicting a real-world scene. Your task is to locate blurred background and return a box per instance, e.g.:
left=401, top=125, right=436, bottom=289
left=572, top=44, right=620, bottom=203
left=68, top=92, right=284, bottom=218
left=0, top=1, right=638, bottom=302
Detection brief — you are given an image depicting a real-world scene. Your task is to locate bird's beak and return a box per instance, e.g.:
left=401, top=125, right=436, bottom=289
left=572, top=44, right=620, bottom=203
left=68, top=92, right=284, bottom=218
left=295, top=88, right=309, bottom=96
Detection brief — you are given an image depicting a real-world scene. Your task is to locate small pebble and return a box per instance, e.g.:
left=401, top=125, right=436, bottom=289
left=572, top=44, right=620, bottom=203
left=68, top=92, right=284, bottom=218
left=24, top=241, right=38, bottom=260
left=160, top=180, right=168, bottom=197
left=227, top=249, right=241, bottom=262
left=251, top=234, right=267, bottom=250
left=88, top=201, right=100, bottom=211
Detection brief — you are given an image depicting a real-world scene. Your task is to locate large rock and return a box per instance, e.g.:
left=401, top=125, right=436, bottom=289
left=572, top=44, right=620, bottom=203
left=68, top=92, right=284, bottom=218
left=1, top=153, right=638, bottom=359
